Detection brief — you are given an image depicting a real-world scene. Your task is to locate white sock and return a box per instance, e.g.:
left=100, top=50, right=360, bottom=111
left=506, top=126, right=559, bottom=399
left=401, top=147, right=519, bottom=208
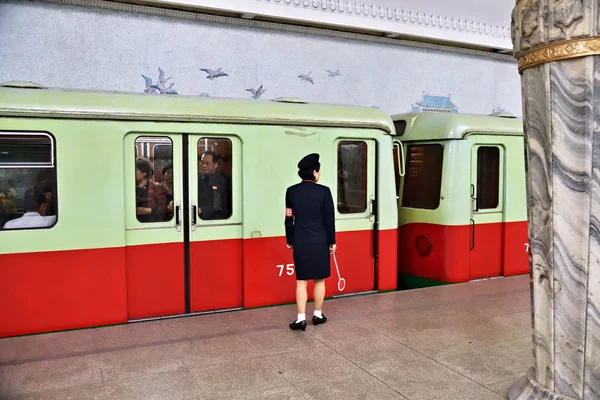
left=296, top=313, right=306, bottom=323
left=314, top=310, right=322, bottom=318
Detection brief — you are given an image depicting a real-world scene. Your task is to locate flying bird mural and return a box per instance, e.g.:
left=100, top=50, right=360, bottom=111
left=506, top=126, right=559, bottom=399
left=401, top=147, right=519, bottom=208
left=298, top=72, right=314, bottom=85
left=200, top=68, right=229, bottom=80
left=326, top=69, right=341, bottom=77
left=246, top=84, right=266, bottom=99
left=141, top=67, right=177, bottom=95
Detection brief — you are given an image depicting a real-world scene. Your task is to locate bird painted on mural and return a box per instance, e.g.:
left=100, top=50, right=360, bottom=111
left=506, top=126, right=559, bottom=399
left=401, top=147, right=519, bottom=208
left=326, top=69, right=341, bottom=77
left=157, top=67, right=172, bottom=87
left=151, top=82, right=178, bottom=95
left=142, top=67, right=176, bottom=95
left=141, top=75, right=158, bottom=94
left=246, top=84, right=266, bottom=99
left=298, top=72, right=314, bottom=84
left=200, top=68, right=229, bottom=80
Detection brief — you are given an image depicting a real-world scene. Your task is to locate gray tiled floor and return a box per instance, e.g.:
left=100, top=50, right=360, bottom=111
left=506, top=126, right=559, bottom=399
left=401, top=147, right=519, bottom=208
left=0, top=275, right=532, bottom=399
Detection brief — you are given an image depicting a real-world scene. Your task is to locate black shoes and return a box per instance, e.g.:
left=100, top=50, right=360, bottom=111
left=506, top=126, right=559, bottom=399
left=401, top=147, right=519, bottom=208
left=289, top=320, right=307, bottom=330
left=289, top=315, right=327, bottom=330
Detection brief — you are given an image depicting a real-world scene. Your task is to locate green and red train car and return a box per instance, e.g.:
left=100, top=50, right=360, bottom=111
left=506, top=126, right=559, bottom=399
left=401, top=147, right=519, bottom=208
left=391, top=112, right=529, bottom=289
left=0, top=82, right=398, bottom=338
left=0, top=82, right=529, bottom=338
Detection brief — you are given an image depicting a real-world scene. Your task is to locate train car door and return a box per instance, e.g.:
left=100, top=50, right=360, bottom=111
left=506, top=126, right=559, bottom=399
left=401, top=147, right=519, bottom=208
left=188, top=135, right=242, bottom=313
left=124, top=134, right=185, bottom=319
left=469, top=142, right=505, bottom=279
left=124, top=133, right=242, bottom=320
left=333, top=139, right=377, bottom=295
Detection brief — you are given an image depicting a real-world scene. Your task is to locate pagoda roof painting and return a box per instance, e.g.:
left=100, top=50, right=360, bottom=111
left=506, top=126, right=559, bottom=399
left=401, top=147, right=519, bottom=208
left=411, top=92, right=458, bottom=113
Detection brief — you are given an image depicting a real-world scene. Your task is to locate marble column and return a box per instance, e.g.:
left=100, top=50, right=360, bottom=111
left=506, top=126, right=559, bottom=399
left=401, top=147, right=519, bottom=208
left=509, top=1, right=600, bottom=399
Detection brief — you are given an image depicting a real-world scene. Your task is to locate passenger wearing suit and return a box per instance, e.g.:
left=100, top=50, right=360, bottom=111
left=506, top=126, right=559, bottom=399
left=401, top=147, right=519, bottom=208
left=285, top=153, right=336, bottom=331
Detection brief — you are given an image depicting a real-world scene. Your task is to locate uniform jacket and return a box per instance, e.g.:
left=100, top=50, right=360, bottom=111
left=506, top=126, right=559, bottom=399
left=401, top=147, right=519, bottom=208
left=285, top=181, right=336, bottom=247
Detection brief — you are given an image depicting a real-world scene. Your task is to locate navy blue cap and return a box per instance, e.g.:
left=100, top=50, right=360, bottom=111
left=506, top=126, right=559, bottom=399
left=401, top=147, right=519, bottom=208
left=297, top=153, right=320, bottom=170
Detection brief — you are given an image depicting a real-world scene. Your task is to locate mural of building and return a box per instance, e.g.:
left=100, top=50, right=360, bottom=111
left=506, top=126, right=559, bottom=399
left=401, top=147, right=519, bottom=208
left=411, top=93, right=459, bottom=113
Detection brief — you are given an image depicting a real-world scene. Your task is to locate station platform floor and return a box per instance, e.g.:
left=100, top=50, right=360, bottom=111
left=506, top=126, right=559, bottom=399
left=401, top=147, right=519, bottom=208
left=0, top=275, right=532, bottom=400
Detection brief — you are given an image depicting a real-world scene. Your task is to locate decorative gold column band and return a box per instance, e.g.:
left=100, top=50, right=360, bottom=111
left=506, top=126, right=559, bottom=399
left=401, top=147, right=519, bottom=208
left=518, top=37, right=600, bottom=72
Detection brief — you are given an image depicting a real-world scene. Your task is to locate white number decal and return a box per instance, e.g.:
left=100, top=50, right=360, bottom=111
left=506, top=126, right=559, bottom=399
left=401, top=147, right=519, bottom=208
left=276, top=263, right=295, bottom=276
left=525, top=242, right=529, bottom=253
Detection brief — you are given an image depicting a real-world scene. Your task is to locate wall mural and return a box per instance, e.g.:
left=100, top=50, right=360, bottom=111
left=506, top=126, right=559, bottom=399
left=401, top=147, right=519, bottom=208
left=141, top=67, right=178, bottom=95
left=0, top=1, right=522, bottom=118
left=138, top=67, right=513, bottom=116
left=411, top=92, right=459, bottom=113
left=200, top=68, right=229, bottom=80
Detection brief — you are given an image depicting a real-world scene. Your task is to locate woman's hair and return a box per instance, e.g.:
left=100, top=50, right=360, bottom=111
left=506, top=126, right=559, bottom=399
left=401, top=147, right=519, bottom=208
left=298, top=165, right=320, bottom=181
left=136, top=157, right=153, bottom=179
left=162, top=161, right=173, bottom=175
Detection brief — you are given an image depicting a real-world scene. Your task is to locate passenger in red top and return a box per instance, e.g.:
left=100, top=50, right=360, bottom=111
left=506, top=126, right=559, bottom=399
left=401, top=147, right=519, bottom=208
left=285, top=153, right=336, bottom=331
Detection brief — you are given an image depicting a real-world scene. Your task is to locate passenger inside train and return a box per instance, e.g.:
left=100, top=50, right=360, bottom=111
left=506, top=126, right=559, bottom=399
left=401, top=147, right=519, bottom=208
left=135, top=157, right=170, bottom=223
left=2, top=185, right=56, bottom=229
left=160, top=161, right=174, bottom=219
left=0, top=186, right=19, bottom=228
left=198, top=150, right=230, bottom=220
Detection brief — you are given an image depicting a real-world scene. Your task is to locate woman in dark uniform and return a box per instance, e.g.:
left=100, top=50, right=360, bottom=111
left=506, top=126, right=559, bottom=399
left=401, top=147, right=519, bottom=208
left=285, top=153, right=336, bottom=330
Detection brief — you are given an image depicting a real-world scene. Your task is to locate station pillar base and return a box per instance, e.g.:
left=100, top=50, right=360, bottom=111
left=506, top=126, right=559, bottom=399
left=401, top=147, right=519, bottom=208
left=509, top=368, right=578, bottom=400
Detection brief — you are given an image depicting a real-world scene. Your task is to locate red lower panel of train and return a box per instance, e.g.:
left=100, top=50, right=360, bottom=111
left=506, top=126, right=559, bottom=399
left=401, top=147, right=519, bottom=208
left=243, top=228, right=397, bottom=308
left=0, top=247, right=128, bottom=338
left=0, top=229, right=396, bottom=338
left=126, top=242, right=185, bottom=320
left=398, top=221, right=529, bottom=282
left=190, top=238, right=243, bottom=313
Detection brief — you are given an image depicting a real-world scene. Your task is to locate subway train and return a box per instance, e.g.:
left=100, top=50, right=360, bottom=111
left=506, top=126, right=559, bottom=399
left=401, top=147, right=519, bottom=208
left=0, top=81, right=528, bottom=338
left=390, top=112, right=529, bottom=289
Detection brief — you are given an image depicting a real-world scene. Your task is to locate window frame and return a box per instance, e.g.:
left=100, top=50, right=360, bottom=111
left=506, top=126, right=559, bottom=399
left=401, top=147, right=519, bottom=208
left=196, top=136, right=233, bottom=222
left=400, top=143, right=444, bottom=210
left=336, top=140, right=369, bottom=215
left=472, top=144, right=504, bottom=214
left=134, top=135, right=175, bottom=224
left=0, top=130, right=59, bottom=231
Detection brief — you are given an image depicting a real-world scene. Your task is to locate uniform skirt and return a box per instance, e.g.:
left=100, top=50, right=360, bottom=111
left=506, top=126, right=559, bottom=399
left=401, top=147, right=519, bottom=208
left=293, top=242, right=331, bottom=280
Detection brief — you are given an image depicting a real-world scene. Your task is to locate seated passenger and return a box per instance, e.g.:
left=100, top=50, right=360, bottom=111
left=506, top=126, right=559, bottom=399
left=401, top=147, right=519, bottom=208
left=198, top=151, right=230, bottom=220
left=3, top=187, right=56, bottom=229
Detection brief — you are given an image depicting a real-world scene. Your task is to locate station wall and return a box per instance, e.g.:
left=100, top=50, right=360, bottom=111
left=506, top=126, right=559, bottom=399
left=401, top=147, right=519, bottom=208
left=0, top=0, right=522, bottom=116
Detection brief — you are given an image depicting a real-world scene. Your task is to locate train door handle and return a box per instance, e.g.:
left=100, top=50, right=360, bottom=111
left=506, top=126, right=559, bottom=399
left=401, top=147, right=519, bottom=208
left=369, top=195, right=375, bottom=222
left=191, top=202, right=197, bottom=231
left=470, top=183, right=478, bottom=217
left=393, top=141, right=405, bottom=177
left=470, top=219, right=475, bottom=250
left=176, top=201, right=181, bottom=232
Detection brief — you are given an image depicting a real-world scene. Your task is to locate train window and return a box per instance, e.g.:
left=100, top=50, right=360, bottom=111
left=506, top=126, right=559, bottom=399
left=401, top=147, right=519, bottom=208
left=197, top=138, right=232, bottom=220
left=337, top=141, right=367, bottom=214
left=401, top=144, right=443, bottom=210
left=0, top=133, right=58, bottom=231
left=134, top=136, right=174, bottom=223
left=477, top=146, right=500, bottom=209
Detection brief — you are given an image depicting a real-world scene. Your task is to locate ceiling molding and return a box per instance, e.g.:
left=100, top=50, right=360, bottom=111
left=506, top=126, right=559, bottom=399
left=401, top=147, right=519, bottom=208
left=36, top=0, right=516, bottom=62
left=258, top=0, right=511, bottom=41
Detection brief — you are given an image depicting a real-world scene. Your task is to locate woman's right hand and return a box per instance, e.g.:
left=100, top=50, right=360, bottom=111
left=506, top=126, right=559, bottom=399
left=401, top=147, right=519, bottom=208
left=287, top=244, right=293, bottom=249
